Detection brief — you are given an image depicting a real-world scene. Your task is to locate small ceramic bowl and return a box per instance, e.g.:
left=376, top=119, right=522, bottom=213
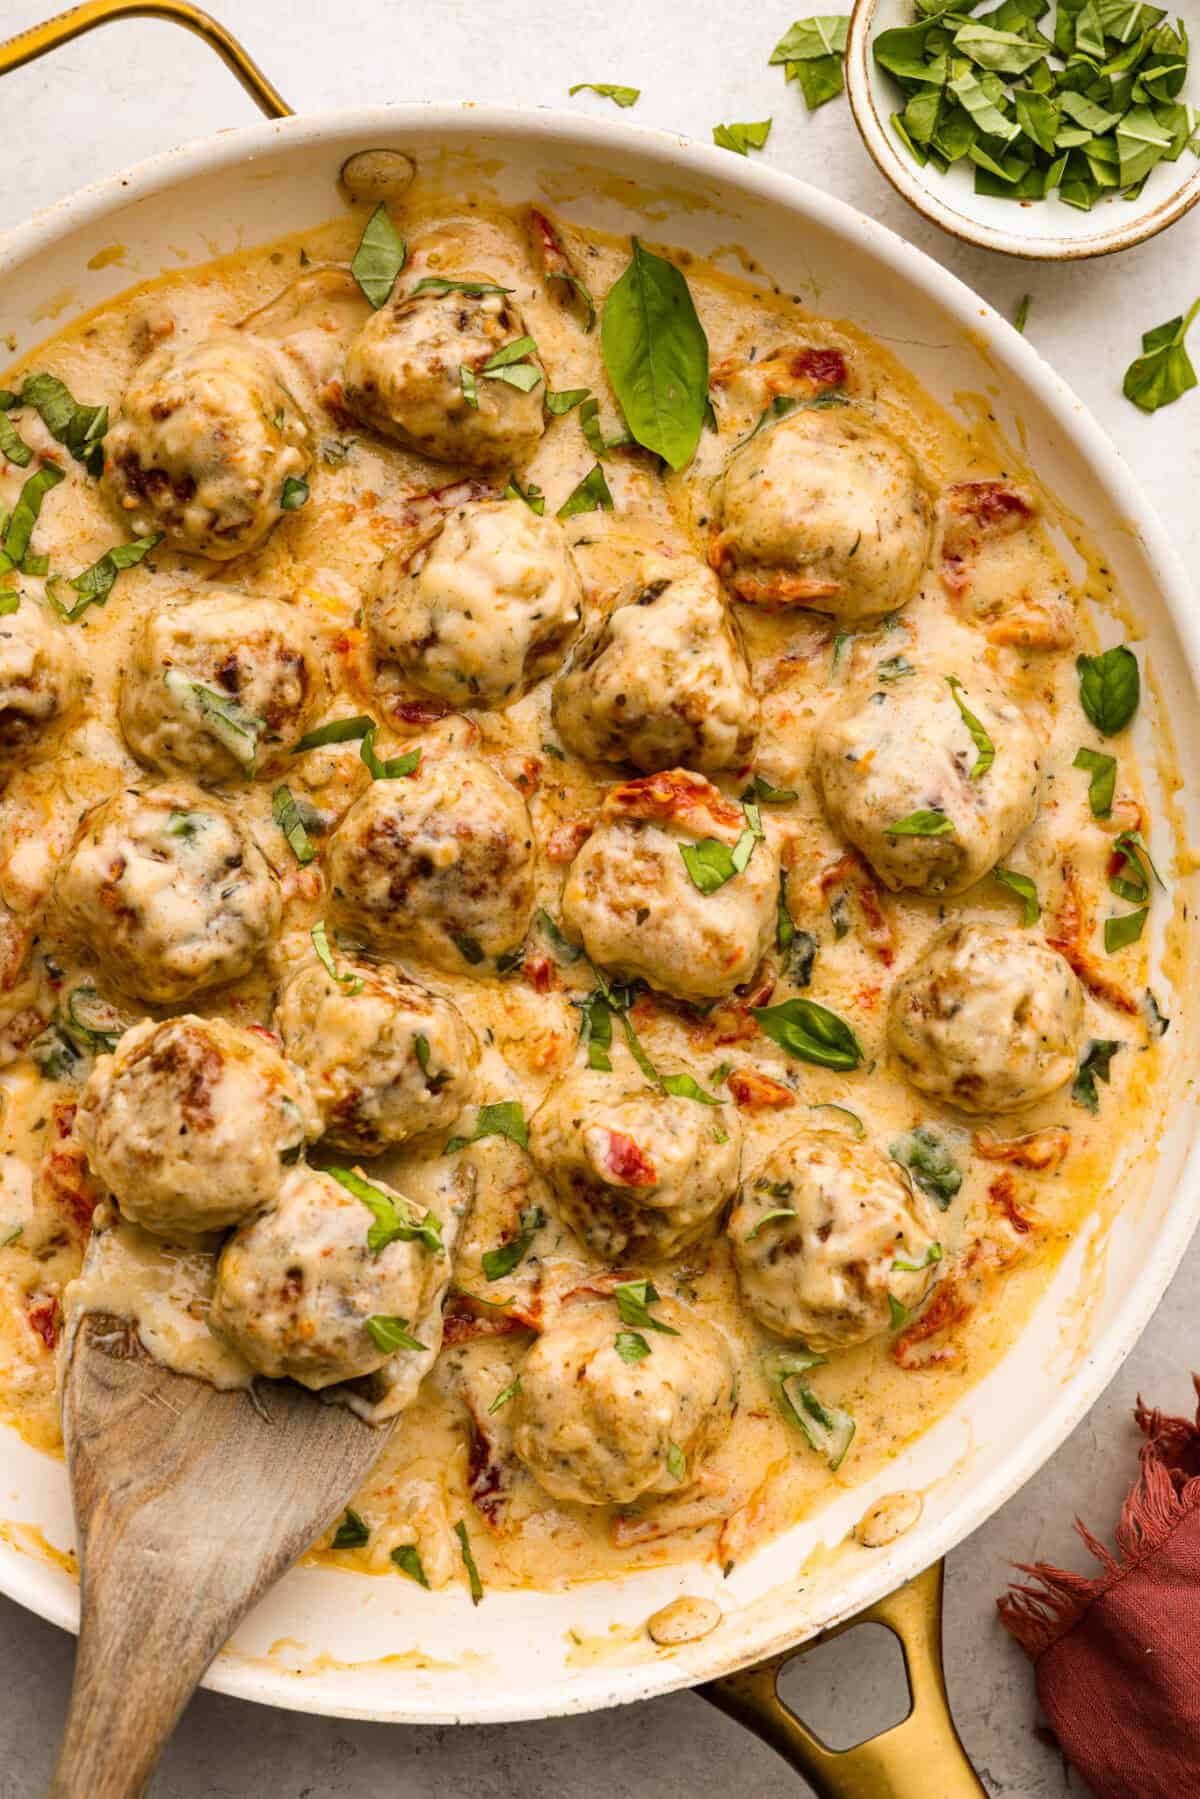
left=846, top=0, right=1200, bottom=259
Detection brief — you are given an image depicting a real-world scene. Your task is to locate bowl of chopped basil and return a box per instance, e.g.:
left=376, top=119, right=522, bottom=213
left=846, top=0, right=1200, bottom=258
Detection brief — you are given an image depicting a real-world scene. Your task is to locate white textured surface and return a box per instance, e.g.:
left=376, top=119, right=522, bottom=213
left=1, top=1, right=1198, bottom=1791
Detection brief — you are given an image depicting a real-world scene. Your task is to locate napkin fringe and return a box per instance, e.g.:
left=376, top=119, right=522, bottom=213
left=998, top=1378, right=1200, bottom=1661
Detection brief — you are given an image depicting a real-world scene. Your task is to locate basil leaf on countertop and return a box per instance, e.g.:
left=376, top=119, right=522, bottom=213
left=713, top=119, right=773, bottom=155
left=752, top=997, right=863, bottom=1071
left=948, top=676, right=995, bottom=776
left=1123, top=298, right=1200, bottom=412
left=568, top=82, right=640, bottom=107
left=351, top=202, right=407, bottom=309
left=1077, top=644, right=1140, bottom=735
left=600, top=238, right=709, bottom=472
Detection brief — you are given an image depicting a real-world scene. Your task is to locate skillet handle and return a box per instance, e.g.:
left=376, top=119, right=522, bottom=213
left=0, top=0, right=291, bottom=119
left=698, top=1560, right=987, bottom=1798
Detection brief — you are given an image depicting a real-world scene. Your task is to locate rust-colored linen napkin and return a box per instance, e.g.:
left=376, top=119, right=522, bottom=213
left=998, top=1378, right=1200, bottom=1799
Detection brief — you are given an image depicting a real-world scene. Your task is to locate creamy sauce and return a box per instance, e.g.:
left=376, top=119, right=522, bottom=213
left=0, top=185, right=1179, bottom=1598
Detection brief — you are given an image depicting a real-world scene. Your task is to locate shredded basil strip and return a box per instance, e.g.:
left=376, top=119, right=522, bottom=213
left=481, top=1204, right=545, bottom=1282
left=455, top=1520, right=484, bottom=1604
left=557, top=462, right=614, bottom=519
left=615, top=1329, right=652, bottom=1363
left=488, top=1375, right=522, bottom=1413
left=410, top=277, right=513, bottom=298
left=311, top=920, right=364, bottom=994
left=504, top=473, right=545, bottom=515
left=0, top=408, right=32, bottom=468
left=753, top=997, right=863, bottom=1071
left=745, top=1206, right=799, bottom=1241
left=614, top=1278, right=680, bottom=1335
left=46, top=532, right=161, bottom=622
left=272, top=785, right=316, bottom=865
left=163, top=671, right=262, bottom=773
left=893, top=1242, right=943, bottom=1273
left=359, top=723, right=421, bottom=780
left=18, top=374, right=107, bottom=476
left=947, top=676, right=995, bottom=776
left=600, top=238, right=709, bottom=472
left=808, top=1101, right=865, bottom=1138
left=666, top=1441, right=687, bottom=1481
left=351, top=203, right=407, bottom=309
left=1104, top=906, right=1148, bottom=951
left=545, top=387, right=591, bottom=416
left=1073, top=745, right=1117, bottom=817
left=460, top=365, right=480, bottom=409
left=392, top=1543, right=430, bottom=1587
left=296, top=713, right=374, bottom=751
left=365, top=1314, right=426, bottom=1354
left=886, top=808, right=955, bottom=838
left=536, top=906, right=582, bottom=962
left=332, top=1509, right=369, bottom=1550
left=889, top=1126, right=962, bottom=1209
left=445, top=1100, right=529, bottom=1156
left=661, top=1072, right=722, bottom=1106
left=3, top=462, right=64, bottom=568
left=568, top=82, right=640, bottom=107
left=994, top=866, right=1041, bottom=924
left=1072, top=1038, right=1122, bottom=1113
left=713, top=119, right=774, bottom=155
left=329, top=1165, right=444, bottom=1256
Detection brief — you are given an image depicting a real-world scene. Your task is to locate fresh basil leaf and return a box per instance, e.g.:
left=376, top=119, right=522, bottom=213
left=949, top=66, right=1023, bottom=142
left=890, top=1126, right=963, bottom=1208
left=45, top=532, right=160, bottom=621
left=885, top=808, right=954, bottom=837
left=557, top=462, right=614, bottom=519
left=332, top=1508, right=369, bottom=1550
left=1104, top=905, right=1148, bottom=951
left=359, top=723, right=421, bottom=780
left=1072, top=1036, right=1122, bottom=1111
left=730, top=389, right=848, bottom=458
left=3, top=461, right=64, bottom=567
left=1116, top=100, right=1173, bottom=182
left=614, top=1329, right=651, bottom=1363
left=954, top=20, right=1047, bottom=73
left=19, top=373, right=107, bottom=475
left=888, top=1293, right=911, bottom=1330
left=1014, top=292, right=1034, bottom=333
left=661, top=1072, right=722, bottom=1105
left=280, top=475, right=309, bottom=510
left=568, top=82, right=640, bottom=107
left=614, top=1278, right=680, bottom=1334
left=1123, top=297, right=1200, bottom=412
left=365, top=1314, right=426, bottom=1354
left=770, top=16, right=849, bottom=62
left=329, top=1165, right=444, bottom=1256
left=1073, top=745, right=1117, bottom=816
left=680, top=836, right=740, bottom=893
left=545, top=387, right=590, bottom=415
left=578, top=395, right=635, bottom=458
left=481, top=1203, right=545, bottom=1281
left=713, top=120, right=773, bottom=155
left=351, top=202, right=407, bottom=309
left=445, top=1100, right=529, bottom=1156
left=948, top=676, right=996, bottom=776
left=272, top=785, right=316, bottom=865
left=752, top=997, right=863, bottom=1071
left=504, top=473, right=545, bottom=514
left=994, top=867, right=1041, bottom=924
left=311, top=920, right=364, bottom=994
left=1076, top=645, right=1140, bottom=734
left=296, top=713, right=374, bottom=751
left=163, top=670, right=263, bottom=773
left=792, top=51, right=847, bottom=108
left=600, top=239, right=709, bottom=471
left=455, top=1520, right=484, bottom=1604
left=392, top=1544, right=430, bottom=1587
left=808, top=1101, right=865, bottom=1138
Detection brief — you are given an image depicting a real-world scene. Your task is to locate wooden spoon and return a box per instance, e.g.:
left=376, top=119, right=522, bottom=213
left=49, top=1311, right=393, bottom=1799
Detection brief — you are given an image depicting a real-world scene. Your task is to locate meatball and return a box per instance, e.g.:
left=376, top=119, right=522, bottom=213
left=887, top=922, right=1083, bottom=1114
left=327, top=749, right=535, bottom=975
left=342, top=276, right=546, bottom=468
left=0, top=595, right=79, bottom=764
left=210, top=1165, right=445, bottom=1388
left=814, top=670, right=1041, bottom=896
left=729, top=1130, right=941, bottom=1350
left=510, top=1299, right=736, bottom=1505
left=52, top=781, right=280, bottom=1003
left=710, top=404, right=932, bottom=619
left=561, top=769, right=780, bottom=1002
left=528, top=1070, right=742, bottom=1263
left=275, top=955, right=478, bottom=1153
left=119, top=589, right=325, bottom=781
left=101, top=330, right=312, bottom=560
left=75, top=1016, right=319, bottom=1236
left=369, top=499, right=582, bottom=708
left=552, top=558, right=760, bottom=774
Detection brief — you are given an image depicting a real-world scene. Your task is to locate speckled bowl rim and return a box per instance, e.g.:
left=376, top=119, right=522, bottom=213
left=846, top=0, right=1200, bottom=260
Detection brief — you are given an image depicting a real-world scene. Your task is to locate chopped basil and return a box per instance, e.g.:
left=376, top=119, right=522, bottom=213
left=712, top=120, right=773, bottom=155
left=1124, top=298, right=1200, bottom=412
left=166, top=810, right=208, bottom=839
left=661, top=1072, right=721, bottom=1105
left=30, top=1021, right=90, bottom=1083
left=1077, top=645, right=1140, bottom=735
left=790, top=929, right=817, bottom=988
left=0, top=593, right=18, bottom=617
left=886, top=808, right=954, bottom=838
left=600, top=238, right=709, bottom=472
left=445, top=1100, right=529, bottom=1156
left=1108, top=829, right=1163, bottom=905
left=745, top=773, right=799, bottom=804
left=455, top=1520, right=484, bottom=1604
left=770, top=15, right=850, bottom=112
left=1144, top=988, right=1170, bottom=1038
left=776, top=870, right=795, bottom=955
left=18, top=373, right=107, bottom=475
left=413, top=1033, right=451, bottom=1095
left=994, top=867, right=1041, bottom=925
left=615, top=1329, right=652, bottom=1363
left=365, top=1314, right=426, bottom=1354
left=679, top=831, right=754, bottom=894
left=579, top=395, right=635, bottom=458
left=568, top=82, right=640, bottom=107
left=545, top=387, right=590, bottom=415
left=947, top=677, right=995, bottom=777
left=753, top=997, right=863, bottom=1071
left=888, top=1293, right=910, bottom=1330
left=745, top=1206, right=798, bottom=1240
left=485, top=363, right=542, bottom=394
left=2, top=462, right=64, bottom=570
left=359, top=724, right=420, bottom=780
left=280, top=475, right=309, bottom=511
left=889, top=1126, right=962, bottom=1209
left=481, top=1204, right=545, bottom=1282
left=460, top=365, right=480, bottom=410
left=65, top=986, right=127, bottom=1053
left=1072, top=1038, right=1122, bottom=1112
left=666, top=1441, right=687, bottom=1482
left=0, top=407, right=32, bottom=468
left=392, top=1543, right=430, bottom=1587
left=776, top=1375, right=855, bottom=1470
left=578, top=989, right=614, bottom=1071
left=45, top=533, right=160, bottom=621
left=1014, top=293, right=1032, bottom=334
left=536, top=906, right=582, bottom=963
left=488, top=1376, right=521, bottom=1414
left=876, top=654, right=915, bottom=682
left=410, top=277, right=513, bottom=298
left=311, top=920, right=364, bottom=994
left=893, top=1242, right=943, bottom=1273
left=504, top=473, right=545, bottom=515
left=730, top=389, right=848, bottom=458
left=351, top=202, right=407, bottom=309
left=1073, top=745, right=1117, bottom=817
left=541, top=739, right=566, bottom=759
left=163, top=671, right=263, bottom=774
left=295, top=714, right=374, bottom=751
left=808, top=1101, right=865, bottom=1138
left=614, top=1278, right=680, bottom=1335
left=453, top=933, right=486, bottom=966
left=332, top=1508, right=369, bottom=1550
left=329, top=1166, right=444, bottom=1256
left=1104, top=906, right=1147, bottom=951
left=272, top=786, right=316, bottom=865
left=557, top=462, right=614, bottom=519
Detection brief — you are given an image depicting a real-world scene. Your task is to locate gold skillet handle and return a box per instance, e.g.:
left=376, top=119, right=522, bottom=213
left=0, top=0, right=291, bottom=119
left=699, top=1561, right=987, bottom=1799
